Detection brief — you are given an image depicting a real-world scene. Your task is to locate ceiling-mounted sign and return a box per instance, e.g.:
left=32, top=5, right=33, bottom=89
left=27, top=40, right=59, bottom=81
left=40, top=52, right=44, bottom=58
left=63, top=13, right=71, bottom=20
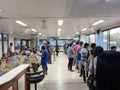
left=47, top=37, right=59, bottom=40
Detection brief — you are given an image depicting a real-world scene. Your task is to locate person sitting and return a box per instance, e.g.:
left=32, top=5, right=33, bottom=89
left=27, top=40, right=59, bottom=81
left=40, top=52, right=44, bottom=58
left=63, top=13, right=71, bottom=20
left=24, top=51, right=30, bottom=62
left=29, top=50, right=38, bottom=59
left=1, top=53, right=8, bottom=63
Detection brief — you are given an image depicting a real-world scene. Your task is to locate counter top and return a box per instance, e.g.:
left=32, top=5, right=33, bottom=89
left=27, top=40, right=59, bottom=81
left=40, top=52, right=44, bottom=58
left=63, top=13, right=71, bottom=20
left=0, top=64, right=29, bottom=85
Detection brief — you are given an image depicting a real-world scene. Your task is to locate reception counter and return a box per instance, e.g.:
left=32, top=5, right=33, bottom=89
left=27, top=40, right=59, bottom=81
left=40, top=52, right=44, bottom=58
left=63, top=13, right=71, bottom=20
left=0, top=64, right=30, bottom=90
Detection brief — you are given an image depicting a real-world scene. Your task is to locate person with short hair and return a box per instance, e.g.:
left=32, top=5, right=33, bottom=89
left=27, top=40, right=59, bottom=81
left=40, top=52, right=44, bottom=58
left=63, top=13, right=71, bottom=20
left=67, top=43, right=75, bottom=72
left=111, top=46, right=117, bottom=51
left=80, top=43, right=89, bottom=82
left=90, top=43, right=96, bottom=55
left=46, top=42, right=52, bottom=64
left=41, top=46, right=48, bottom=76
left=24, top=51, right=30, bottom=62
left=7, top=42, right=14, bottom=57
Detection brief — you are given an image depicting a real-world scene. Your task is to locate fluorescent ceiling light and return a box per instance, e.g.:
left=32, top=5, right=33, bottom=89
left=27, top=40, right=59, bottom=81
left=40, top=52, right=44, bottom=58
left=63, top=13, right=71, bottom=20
left=81, top=28, right=87, bottom=31
left=58, top=28, right=61, bottom=32
left=32, top=29, right=37, bottom=32
left=106, top=0, right=109, bottom=2
left=0, top=9, right=2, bottom=12
left=92, top=20, right=105, bottom=26
left=58, top=20, right=63, bottom=26
left=58, top=32, right=60, bottom=35
left=15, top=21, right=28, bottom=26
left=39, top=33, right=42, bottom=35
left=75, top=32, right=79, bottom=34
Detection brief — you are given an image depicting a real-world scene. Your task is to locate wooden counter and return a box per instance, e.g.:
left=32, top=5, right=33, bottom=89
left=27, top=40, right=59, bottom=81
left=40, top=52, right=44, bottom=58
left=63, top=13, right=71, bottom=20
left=0, top=64, right=30, bottom=90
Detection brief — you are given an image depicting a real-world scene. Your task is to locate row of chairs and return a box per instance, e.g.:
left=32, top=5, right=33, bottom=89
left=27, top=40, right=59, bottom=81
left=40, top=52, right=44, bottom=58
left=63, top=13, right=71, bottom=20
left=0, top=55, right=44, bottom=90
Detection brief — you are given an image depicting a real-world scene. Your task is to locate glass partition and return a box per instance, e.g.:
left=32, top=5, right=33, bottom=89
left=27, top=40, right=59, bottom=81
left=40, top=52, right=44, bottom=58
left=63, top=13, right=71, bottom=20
left=0, top=34, right=2, bottom=58
left=3, top=34, right=8, bottom=54
left=110, top=27, right=120, bottom=51
left=103, top=31, right=108, bottom=50
left=89, top=34, right=95, bottom=44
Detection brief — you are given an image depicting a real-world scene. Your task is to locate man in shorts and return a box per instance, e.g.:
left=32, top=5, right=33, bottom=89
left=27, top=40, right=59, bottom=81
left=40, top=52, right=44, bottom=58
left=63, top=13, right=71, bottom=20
left=41, top=46, right=48, bottom=76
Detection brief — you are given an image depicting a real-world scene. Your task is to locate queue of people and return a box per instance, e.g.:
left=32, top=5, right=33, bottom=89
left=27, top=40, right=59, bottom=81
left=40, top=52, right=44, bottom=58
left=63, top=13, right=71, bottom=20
left=66, top=40, right=120, bottom=90
left=1, top=41, right=120, bottom=90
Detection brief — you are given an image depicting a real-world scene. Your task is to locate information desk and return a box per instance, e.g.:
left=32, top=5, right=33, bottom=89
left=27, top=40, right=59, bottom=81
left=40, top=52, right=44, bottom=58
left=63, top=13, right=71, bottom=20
left=0, top=64, right=30, bottom=90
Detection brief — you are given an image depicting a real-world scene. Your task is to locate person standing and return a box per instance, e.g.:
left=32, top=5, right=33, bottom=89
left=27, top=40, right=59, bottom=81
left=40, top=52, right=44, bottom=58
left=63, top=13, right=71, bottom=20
left=73, top=41, right=80, bottom=67
left=56, top=43, right=59, bottom=56
left=80, top=43, right=89, bottom=83
left=41, top=46, right=48, bottom=76
left=67, top=43, right=75, bottom=72
left=77, top=41, right=83, bottom=74
left=89, top=46, right=104, bottom=90
left=46, top=42, right=52, bottom=64
left=7, top=42, right=14, bottom=57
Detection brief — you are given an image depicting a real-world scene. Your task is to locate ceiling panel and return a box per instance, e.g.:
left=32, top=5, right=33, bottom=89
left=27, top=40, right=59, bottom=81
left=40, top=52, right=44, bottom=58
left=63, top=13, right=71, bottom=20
left=0, top=0, right=119, bottom=39
left=0, top=0, right=67, bottom=17
left=69, top=0, right=120, bottom=17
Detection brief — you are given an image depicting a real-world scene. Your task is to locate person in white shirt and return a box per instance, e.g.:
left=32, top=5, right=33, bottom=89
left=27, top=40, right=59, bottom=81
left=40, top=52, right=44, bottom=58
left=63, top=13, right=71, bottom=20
left=80, top=43, right=89, bottom=83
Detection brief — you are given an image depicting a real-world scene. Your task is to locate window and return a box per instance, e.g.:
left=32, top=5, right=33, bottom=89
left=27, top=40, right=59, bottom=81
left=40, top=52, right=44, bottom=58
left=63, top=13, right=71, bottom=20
left=110, top=27, right=120, bottom=51
left=103, top=31, right=108, bottom=50
left=15, top=39, right=21, bottom=49
left=3, top=34, right=8, bottom=53
left=89, top=34, right=95, bottom=44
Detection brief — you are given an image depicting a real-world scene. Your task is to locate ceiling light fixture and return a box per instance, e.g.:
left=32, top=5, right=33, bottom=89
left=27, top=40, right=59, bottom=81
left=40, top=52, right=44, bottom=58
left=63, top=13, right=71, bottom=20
left=32, top=29, right=37, bottom=32
left=75, top=32, right=79, bottom=34
left=81, top=28, right=87, bottom=31
left=58, top=20, right=63, bottom=26
left=58, top=32, right=60, bottom=35
left=39, top=33, right=42, bottom=35
left=106, top=0, right=109, bottom=2
left=15, top=21, right=28, bottom=26
left=0, top=9, right=2, bottom=12
left=58, top=28, right=61, bottom=32
left=92, top=20, right=105, bottom=26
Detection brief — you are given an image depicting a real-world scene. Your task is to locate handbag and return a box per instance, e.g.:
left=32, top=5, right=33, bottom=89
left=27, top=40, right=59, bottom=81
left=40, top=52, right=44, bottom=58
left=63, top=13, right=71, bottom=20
left=87, top=59, right=96, bottom=88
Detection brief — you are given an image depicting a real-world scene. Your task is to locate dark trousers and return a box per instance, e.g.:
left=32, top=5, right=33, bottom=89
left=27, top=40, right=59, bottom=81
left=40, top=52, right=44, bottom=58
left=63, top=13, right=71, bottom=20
left=56, top=50, right=59, bottom=56
left=81, top=64, right=86, bottom=81
left=48, top=54, right=52, bottom=64
left=68, top=58, right=74, bottom=70
left=89, top=87, right=97, bottom=90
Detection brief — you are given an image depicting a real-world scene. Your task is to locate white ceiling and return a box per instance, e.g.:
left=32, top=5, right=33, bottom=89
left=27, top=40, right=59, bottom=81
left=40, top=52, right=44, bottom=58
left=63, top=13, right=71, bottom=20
left=0, top=0, right=120, bottom=39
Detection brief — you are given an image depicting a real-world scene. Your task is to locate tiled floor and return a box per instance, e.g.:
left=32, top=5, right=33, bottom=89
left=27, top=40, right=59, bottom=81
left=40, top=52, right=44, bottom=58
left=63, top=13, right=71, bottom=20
left=32, top=53, right=88, bottom=90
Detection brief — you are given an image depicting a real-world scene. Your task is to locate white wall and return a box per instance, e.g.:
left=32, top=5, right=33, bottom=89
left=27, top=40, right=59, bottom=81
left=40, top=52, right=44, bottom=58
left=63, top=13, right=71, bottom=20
left=9, top=34, right=15, bottom=52
left=0, top=41, right=2, bottom=58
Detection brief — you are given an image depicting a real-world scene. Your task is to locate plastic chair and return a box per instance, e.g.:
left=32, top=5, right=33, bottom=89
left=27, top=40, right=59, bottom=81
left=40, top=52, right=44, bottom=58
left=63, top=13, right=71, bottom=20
left=29, top=58, right=38, bottom=72
left=26, top=71, right=44, bottom=90
left=0, top=59, right=6, bottom=67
